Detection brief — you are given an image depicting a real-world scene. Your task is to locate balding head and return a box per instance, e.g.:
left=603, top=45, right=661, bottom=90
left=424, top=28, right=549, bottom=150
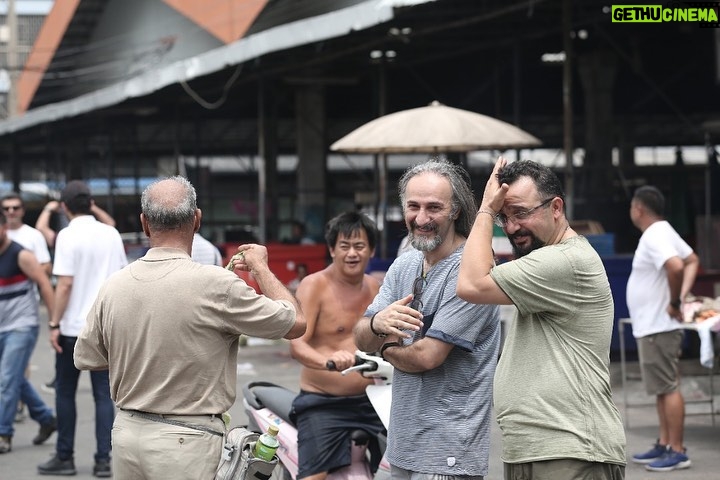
left=141, top=176, right=198, bottom=232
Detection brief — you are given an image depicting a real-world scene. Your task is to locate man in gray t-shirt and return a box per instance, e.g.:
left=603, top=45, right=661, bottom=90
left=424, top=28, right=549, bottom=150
left=355, top=159, right=499, bottom=479
left=458, top=158, right=626, bottom=480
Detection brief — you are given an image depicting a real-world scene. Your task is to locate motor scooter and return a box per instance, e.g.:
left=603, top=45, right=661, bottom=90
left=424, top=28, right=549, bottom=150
left=242, top=351, right=393, bottom=480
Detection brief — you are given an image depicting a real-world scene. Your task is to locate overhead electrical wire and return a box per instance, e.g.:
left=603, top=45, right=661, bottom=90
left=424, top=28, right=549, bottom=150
left=179, top=64, right=243, bottom=110
left=24, top=0, right=262, bottom=85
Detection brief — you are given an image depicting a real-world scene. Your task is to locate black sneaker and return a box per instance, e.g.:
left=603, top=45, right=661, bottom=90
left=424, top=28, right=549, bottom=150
left=38, top=455, right=77, bottom=476
left=93, top=459, right=112, bottom=478
left=33, top=417, right=57, bottom=445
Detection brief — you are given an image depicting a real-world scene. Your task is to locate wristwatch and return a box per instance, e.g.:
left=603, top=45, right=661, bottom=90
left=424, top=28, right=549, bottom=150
left=48, top=323, right=60, bottom=330
left=380, top=341, right=401, bottom=360
left=669, top=298, right=681, bottom=309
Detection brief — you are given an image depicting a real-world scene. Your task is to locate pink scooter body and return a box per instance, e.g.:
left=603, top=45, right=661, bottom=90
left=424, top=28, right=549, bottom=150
left=243, top=352, right=393, bottom=480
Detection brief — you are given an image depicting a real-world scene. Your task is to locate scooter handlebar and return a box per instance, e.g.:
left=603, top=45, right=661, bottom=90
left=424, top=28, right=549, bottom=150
left=326, top=351, right=393, bottom=382
left=325, top=357, right=363, bottom=371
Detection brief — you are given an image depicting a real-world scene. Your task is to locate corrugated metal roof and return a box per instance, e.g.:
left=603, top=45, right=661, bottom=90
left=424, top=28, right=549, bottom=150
left=0, top=0, right=434, bottom=135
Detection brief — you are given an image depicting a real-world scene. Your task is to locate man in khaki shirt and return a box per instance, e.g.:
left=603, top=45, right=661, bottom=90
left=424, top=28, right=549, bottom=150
left=74, top=176, right=305, bottom=479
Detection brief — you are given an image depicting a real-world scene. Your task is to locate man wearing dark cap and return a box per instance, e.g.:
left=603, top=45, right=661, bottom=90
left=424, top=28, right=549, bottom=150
left=37, top=180, right=127, bottom=477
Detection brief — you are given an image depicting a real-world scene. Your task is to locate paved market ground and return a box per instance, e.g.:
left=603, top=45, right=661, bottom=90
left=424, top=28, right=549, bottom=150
left=2, top=309, right=718, bottom=479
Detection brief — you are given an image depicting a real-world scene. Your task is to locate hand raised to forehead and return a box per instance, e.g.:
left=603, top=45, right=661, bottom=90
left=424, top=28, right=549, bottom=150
left=481, top=156, right=509, bottom=214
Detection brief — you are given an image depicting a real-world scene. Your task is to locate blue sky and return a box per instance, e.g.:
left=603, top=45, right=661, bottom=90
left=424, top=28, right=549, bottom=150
left=0, top=1, right=54, bottom=16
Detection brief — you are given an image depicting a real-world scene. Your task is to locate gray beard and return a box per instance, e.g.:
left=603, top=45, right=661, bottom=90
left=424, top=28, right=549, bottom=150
left=410, top=233, right=443, bottom=252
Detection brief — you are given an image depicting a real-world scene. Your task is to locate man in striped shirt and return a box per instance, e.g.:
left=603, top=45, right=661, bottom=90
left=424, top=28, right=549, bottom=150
left=355, top=159, right=500, bottom=480
left=0, top=211, right=57, bottom=454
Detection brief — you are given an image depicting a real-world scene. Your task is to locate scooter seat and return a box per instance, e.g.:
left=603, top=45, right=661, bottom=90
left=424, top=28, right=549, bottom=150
left=244, top=381, right=297, bottom=427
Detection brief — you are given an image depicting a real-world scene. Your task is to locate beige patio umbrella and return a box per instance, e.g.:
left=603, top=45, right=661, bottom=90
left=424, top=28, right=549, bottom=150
left=330, top=100, right=541, bottom=153
left=330, top=101, right=541, bottom=258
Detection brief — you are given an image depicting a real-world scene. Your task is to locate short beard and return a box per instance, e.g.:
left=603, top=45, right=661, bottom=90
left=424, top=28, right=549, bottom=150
left=410, top=232, right=443, bottom=252
left=510, top=234, right=545, bottom=258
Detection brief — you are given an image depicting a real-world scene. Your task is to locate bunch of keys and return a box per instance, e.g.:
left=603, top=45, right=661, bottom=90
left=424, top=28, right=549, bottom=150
left=225, top=251, right=244, bottom=271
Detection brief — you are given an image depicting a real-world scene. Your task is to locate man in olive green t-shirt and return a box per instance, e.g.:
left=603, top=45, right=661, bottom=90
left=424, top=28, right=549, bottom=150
left=458, top=158, right=626, bottom=480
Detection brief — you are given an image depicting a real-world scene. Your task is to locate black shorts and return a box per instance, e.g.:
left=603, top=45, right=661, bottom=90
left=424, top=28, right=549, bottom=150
left=290, top=390, right=385, bottom=479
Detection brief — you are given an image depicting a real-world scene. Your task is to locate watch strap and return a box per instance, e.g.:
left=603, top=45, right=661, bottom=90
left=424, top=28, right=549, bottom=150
left=380, top=341, right=401, bottom=360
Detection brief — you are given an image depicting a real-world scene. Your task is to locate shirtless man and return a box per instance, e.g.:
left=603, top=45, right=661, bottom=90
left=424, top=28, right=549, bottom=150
left=289, top=211, right=384, bottom=480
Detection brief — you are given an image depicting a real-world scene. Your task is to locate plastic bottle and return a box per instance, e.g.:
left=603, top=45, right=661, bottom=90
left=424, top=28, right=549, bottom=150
left=221, top=411, right=231, bottom=428
left=253, top=425, right=280, bottom=461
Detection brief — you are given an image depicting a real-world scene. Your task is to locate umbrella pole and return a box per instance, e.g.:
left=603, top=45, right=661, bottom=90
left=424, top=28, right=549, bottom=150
left=704, top=134, right=712, bottom=268
left=379, top=152, right=388, bottom=259
left=562, top=0, right=575, bottom=220
left=376, top=61, right=389, bottom=259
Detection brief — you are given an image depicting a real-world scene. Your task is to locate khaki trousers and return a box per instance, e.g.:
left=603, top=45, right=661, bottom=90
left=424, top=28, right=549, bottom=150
left=113, top=409, right=225, bottom=479
left=504, top=459, right=625, bottom=480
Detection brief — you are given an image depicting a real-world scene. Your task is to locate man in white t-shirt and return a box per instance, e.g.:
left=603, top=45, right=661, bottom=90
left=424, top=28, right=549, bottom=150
left=626, top=185, right=699, bottom=472
left=1, top=193, right=52, bottom=275
left=37, top=181, right=128, bottom=478
left=191, top=232, right=222, bottom=266
left=34, top=195, right=118, bottom=395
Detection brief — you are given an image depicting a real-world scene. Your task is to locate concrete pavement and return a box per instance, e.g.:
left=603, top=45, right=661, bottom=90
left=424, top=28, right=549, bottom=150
left=2, top=312, right=718, bottom=479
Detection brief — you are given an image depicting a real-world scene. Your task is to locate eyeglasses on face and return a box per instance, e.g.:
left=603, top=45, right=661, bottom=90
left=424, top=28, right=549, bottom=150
left=2, top=205, right=22, bottom=212
left=494, top=197, right=554, bottom=228
left=409, top=275, right=426, bottom=311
